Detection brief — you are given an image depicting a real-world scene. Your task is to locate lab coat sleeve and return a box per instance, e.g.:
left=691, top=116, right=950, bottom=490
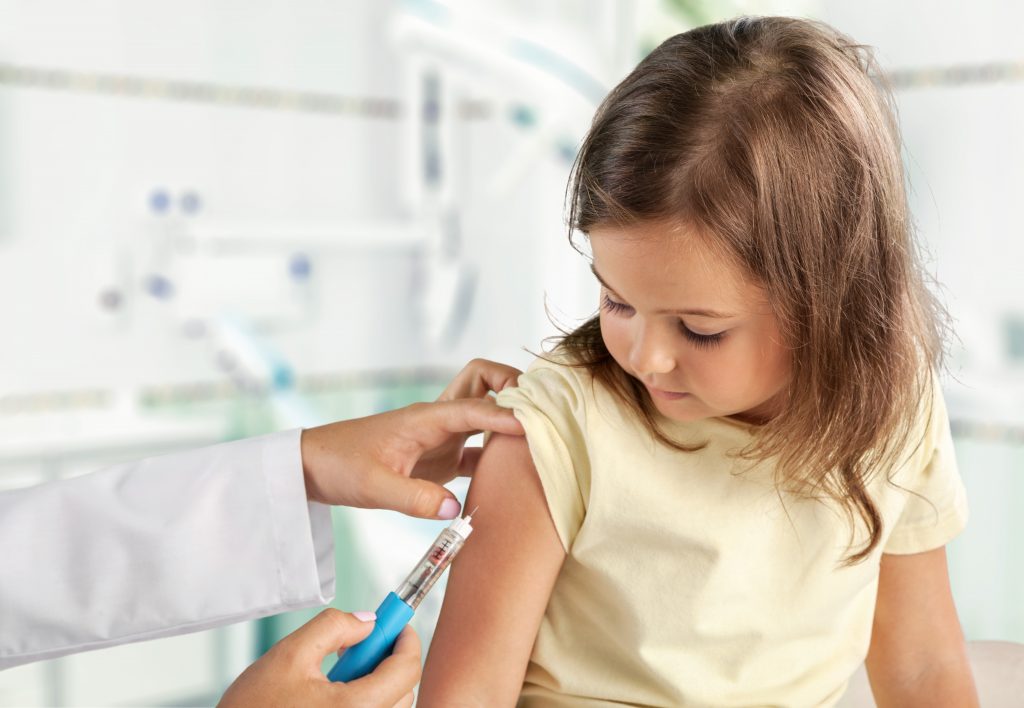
left=0, top=428, right=335, bottom=670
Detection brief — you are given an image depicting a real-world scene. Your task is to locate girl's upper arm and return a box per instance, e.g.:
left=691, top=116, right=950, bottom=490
left=417, top=432, right=567, bottom=707
left=865, top=548, right=978, bottom=707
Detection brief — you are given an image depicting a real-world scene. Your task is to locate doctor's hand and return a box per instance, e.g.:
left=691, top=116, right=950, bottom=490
left=300, top=358, right=524, bottom=519
left=219, top=608, right=420, bottom=708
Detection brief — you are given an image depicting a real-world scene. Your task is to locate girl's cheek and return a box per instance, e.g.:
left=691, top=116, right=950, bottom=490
left=680, top=355, right=709, bottom=387
left=600, top=317, right=631, bottom=367
left=685, top=347, right=732, bottom=390
left=599, top=324, right=619, bottom=355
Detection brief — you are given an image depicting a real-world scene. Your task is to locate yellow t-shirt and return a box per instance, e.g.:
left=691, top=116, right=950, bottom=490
left=494, top=356, right=968, bottom=708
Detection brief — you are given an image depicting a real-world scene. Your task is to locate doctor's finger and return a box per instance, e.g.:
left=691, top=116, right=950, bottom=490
left=346, top=626, right=421, bottom=706
left=367, top=470, right=458, bottom=520
left=283, top=608, right=376, bottom=665
left=413, top=398, right=524, bottom=441
left=438, top=359, right=522, bottom=401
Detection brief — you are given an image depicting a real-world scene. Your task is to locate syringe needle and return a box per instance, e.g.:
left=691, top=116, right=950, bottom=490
left=467, top=505, right=479, bottom=519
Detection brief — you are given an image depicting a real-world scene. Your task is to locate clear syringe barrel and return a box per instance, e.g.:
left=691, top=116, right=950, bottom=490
left=395, top=516, right=473, bottom=609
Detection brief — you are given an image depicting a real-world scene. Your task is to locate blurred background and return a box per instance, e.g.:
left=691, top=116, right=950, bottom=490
left=0, top=0, right=1020, bottom=705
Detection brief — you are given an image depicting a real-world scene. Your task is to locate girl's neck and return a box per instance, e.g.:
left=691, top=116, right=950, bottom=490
left=726, top=391, right=786, bottom=426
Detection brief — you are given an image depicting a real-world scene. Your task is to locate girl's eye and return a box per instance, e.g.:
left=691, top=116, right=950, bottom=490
left=603, top=292, right=725, bottom=350
left=603, top=293, right=725, bottom=349
left=601, top=293, right=634, bottom=315
left=680, top=323, right=725, bottom=350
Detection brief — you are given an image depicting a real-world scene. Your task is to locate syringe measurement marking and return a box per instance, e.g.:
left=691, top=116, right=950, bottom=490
left=429, top=538, right=456, bottom=564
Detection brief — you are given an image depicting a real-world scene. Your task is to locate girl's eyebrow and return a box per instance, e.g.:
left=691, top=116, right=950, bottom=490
left=590, top=263, right=738, bottom=319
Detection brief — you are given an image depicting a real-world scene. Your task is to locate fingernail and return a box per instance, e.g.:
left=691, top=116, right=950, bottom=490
left=353, top=611, right=376, bottom=622
left=438, top=498, right=461, bottom=519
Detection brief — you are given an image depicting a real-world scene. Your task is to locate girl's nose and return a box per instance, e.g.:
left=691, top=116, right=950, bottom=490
left=629, top=322, right=676, bottom=377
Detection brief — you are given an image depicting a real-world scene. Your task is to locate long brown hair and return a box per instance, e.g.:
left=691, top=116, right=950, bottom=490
left=558, top=16, right=949, bottom=563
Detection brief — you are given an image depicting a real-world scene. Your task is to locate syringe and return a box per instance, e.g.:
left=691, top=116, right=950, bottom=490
left=326, top=510, right=475, bottom=682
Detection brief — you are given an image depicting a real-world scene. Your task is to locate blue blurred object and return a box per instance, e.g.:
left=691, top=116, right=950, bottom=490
left=144, top=274, right=174, bottom=299
left=271, top=364, right=295, bottom=390
left=288, top=253, right=312, bottom=281
left=180, top=191, right=202, bottom=215
left=509, top=103, right=537, bottom=128
left=556, top=137, right=577, bottom=164
left=149, top=189, right=171, bottom=214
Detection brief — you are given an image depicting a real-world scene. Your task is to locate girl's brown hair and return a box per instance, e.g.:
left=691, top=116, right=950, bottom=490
left=559, top=16, right=948, bottom=563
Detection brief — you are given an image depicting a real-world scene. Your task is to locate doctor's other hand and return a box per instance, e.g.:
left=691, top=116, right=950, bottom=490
left=219, top=609, right=419, bottom=708
left=300, top=358, right=524, bottom=519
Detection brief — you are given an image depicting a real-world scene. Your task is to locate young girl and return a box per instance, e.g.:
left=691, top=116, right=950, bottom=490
left=419, top=17, right=976, bottom=707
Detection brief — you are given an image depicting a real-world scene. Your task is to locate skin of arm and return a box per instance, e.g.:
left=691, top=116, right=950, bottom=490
left=417, top=433, right=568, bottom=707
left=865, top=547, right=979, bottom=707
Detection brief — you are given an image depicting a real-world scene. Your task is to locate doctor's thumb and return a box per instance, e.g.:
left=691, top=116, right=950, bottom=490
left=372, top=472, right=461, bottom=520
left=285, top=608, right=377, bottom=666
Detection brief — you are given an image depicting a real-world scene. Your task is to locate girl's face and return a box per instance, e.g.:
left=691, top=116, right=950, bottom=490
left=590, top=222, right=791, bottom=425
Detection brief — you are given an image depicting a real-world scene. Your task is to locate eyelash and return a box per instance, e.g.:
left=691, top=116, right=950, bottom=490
left=601, top=294, right=726, bottom=350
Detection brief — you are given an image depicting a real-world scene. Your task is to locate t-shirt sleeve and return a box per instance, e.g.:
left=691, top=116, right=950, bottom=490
left=495, top=358, right=591, bottom=552
left=883, top=383, right=969, bottom=554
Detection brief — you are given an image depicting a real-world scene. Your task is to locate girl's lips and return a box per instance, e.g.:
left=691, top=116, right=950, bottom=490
left=647, top=386, right=690, bottom=400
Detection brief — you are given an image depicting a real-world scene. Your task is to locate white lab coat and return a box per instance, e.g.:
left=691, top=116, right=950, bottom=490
left=0, top=429, right=335, bottom=670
